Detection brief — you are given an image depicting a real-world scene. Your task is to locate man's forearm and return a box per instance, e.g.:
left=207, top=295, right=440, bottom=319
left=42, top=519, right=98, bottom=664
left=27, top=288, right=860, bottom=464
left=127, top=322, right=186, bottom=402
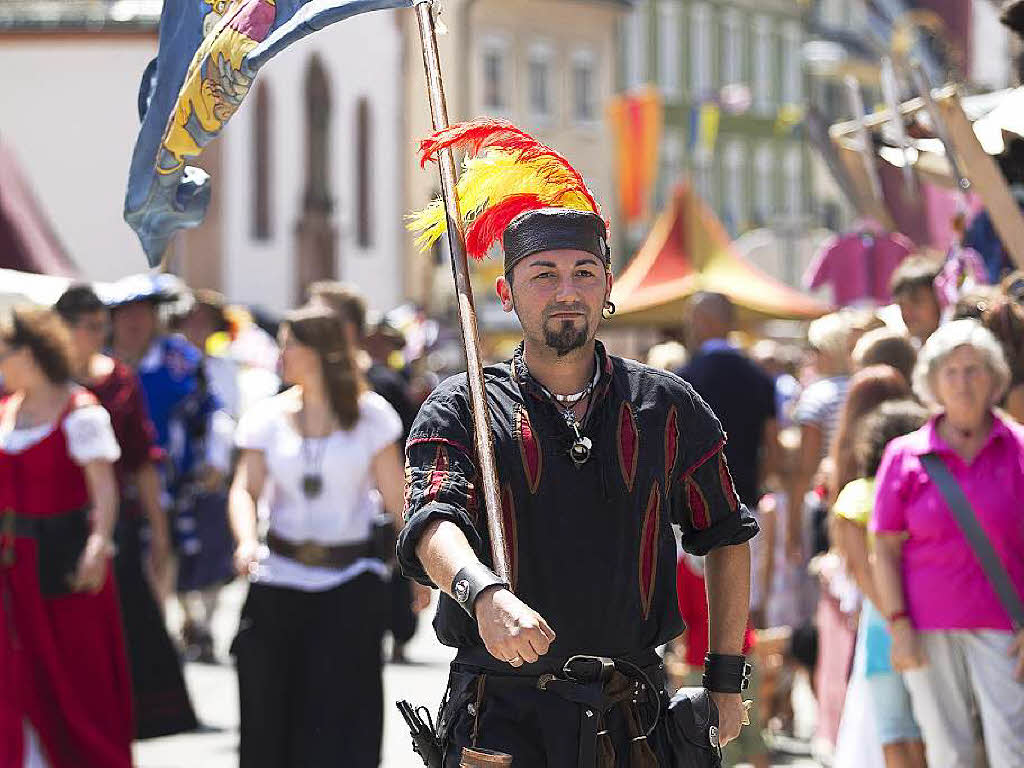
left=414, top=519, right=483, bottom=597
left=705, top=542, right=751, bottom=655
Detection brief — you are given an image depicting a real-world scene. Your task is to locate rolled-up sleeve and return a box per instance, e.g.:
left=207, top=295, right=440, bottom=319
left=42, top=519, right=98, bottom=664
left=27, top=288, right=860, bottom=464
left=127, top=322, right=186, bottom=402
left=397, top=391, right=482, bottom=587
left=670, top=387, right=759, bottom=555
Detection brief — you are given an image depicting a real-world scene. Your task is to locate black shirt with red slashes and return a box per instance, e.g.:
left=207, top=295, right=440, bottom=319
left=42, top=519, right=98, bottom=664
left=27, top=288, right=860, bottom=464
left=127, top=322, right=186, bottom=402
left=398, top=342, right=758, bottom=657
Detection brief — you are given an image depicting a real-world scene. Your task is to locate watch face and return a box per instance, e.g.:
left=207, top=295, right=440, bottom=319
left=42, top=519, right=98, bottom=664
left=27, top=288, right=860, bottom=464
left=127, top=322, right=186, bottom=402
left=454, top=579, right=470, bottom=604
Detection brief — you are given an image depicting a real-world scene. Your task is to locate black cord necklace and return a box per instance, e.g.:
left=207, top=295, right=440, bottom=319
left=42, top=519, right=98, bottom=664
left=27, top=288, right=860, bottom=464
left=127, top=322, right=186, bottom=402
left=298, top=408, right=328, bottom=499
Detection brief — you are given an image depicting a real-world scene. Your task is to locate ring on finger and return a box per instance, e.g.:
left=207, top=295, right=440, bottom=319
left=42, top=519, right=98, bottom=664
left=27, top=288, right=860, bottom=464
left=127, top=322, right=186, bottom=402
left=508, top=654, right=523, bottom=665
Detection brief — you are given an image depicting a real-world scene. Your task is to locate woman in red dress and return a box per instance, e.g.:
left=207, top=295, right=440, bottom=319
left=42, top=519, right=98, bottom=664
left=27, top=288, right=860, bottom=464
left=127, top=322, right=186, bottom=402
left=0, top=306, right=133, bottom=768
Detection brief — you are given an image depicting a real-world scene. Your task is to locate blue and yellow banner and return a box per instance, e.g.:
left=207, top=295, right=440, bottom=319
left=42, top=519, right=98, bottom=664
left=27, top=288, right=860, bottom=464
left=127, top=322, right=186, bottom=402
left=124, top=0, right=411, bottom=266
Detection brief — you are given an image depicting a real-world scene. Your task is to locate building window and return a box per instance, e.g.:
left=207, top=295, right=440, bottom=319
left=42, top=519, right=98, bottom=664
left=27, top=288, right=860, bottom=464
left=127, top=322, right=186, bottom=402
left=721, top=7, right=744, bottom=86
left=572, top=50, right=597, bottom=123
left=657, top=0, right=682, bottom=102
left=251, top=81, right=271, bottom=241
left=723, top=140, right=747, bottom=235
left=753, top=15, right=775, bottom=115
left=482, top=38, right=508, bottom=111
left=784, top=145, right=803, bottom=218
left=690, top=2, right=712, bottom=99
left=355, top=98, right=372, bottom=249
left=527, top=43, right=553, bottom=121
left=625, top=0, right=649, bottom=88
left=754, top=143, right=774, bottom=225
left=303, top=55, right=332, bottom=214
left=781, top=20, right=803, bottom=105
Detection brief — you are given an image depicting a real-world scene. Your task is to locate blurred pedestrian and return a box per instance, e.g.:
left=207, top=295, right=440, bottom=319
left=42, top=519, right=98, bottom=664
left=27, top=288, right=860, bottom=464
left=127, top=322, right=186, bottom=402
left=229, top=306, right=406, bottom=767
left=852, top=327, right=917, bottom=385
left=978, top=295, right=1024, bottom=423
left=108, top=275, right=235, bottom=664
left=56, top=284, right=198, bottom=739
left=890, top=256, right=942, bottom=344
left=833, top=399, right=928, bottom=768
left=788, top=311, right=853, bottom=563
left=872, top=319, right=1024, bottom=768
left=815, top=365, right=911, bottom=755
left=308, top=281, right=429, bottom=662
left=0, top=306, right=132, bottom=768
left=679, top=292, right=780, bottom=509
left=177, top=289, right=242, bottom=418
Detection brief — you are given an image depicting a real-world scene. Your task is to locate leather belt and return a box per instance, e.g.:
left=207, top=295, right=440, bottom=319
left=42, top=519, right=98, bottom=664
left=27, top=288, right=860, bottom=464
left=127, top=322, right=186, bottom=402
left=1, top=507, right=88, bottom=539
left=266, top=531, right=370, bottom=570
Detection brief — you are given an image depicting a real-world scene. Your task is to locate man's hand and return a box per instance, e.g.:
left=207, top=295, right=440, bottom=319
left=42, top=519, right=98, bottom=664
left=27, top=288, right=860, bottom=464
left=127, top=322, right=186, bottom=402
left=709, top=691, right=745, bottom=747
left=475, top=587, right=556, bottom=667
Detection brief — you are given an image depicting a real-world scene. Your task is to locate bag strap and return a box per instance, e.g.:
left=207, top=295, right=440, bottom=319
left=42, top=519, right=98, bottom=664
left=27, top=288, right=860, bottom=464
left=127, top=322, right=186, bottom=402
left=920, top=453, right=1024, bottom=632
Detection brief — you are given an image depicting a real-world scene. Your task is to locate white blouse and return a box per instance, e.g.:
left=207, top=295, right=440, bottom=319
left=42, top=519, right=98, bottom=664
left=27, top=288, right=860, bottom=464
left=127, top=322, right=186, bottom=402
left=0, top=404, right=121, bottom=465
left=235, top=390, right=402, bottom=592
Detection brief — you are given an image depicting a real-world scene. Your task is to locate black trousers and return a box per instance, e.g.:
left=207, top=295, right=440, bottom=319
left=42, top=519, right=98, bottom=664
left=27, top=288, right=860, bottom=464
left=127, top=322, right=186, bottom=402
left=388, top=571, right=417, bottom=646
left=232, top=573, right=387, bottom=768
left=438, top=666, right=676, bottom=767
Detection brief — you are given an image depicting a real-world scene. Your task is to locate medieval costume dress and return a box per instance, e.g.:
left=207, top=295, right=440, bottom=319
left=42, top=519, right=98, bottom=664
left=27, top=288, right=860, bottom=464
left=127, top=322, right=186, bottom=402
left=89, top=359, right=198, bottom=738
left=134, top=334, right=235, bottom=596
left=0, top=391, right=133, bottom=768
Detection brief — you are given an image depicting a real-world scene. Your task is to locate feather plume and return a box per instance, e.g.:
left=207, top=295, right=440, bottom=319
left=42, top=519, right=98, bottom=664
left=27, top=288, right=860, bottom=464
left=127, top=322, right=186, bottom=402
left=409, top=119, right=604, bottom=261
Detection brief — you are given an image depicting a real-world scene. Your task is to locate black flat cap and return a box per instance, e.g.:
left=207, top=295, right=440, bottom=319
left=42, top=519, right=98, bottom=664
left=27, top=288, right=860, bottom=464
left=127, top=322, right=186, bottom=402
left=502, top=208, right=609, bottom=274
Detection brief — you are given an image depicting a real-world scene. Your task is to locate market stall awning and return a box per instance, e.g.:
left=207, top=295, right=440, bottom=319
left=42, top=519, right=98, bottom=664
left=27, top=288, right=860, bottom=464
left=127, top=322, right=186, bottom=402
left=610, top=184, right=833, bottom=325
left=0, top=139, right=76, bottom=276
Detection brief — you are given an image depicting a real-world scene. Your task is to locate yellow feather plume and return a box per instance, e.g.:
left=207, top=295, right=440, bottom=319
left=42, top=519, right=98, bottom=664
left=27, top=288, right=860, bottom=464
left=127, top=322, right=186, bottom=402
left=407, top=150, right=597, bottom=252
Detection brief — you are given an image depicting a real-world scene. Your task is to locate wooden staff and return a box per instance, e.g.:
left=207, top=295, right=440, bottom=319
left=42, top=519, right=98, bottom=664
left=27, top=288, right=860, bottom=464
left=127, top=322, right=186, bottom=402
left=412, top=0, right=510, bottom=582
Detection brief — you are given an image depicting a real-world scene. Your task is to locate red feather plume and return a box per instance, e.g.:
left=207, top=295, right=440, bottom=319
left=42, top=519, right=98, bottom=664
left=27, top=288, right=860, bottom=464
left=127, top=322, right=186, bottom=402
left=464, top=194, right=546, bottom=260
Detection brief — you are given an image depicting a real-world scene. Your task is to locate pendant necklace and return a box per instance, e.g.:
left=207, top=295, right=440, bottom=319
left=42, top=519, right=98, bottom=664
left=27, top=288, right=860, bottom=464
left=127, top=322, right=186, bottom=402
left=528, top=357, right=600, bottom=467
left=298, top=408, right=328, bottom=499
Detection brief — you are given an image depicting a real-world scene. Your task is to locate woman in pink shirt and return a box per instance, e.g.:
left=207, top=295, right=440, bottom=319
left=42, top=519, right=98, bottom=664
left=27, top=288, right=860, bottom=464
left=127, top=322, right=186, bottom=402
left=871, top=319, right=1024, bottom=768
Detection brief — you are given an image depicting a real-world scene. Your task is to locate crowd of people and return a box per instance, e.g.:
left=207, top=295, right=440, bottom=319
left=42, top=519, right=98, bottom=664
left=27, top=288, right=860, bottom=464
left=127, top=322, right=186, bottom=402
left=1, top=248, right=1023, bottom=767
left=655, top=257, right=1024, bottom=768
left=0, top=276, right=432, bottom=768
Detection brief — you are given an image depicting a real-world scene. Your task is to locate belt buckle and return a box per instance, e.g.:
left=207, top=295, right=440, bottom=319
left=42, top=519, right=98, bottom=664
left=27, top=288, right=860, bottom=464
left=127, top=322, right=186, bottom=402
left=1, top=508, right=14, bottom=567
left=563, top=655, right=614, bottom=684
left=296, top=540, right=328, bottom=566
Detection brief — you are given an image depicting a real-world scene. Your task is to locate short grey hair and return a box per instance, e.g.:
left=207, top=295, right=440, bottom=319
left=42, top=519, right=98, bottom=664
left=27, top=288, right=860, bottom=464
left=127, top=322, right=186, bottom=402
left=912, top=319, right=1011, bottom=409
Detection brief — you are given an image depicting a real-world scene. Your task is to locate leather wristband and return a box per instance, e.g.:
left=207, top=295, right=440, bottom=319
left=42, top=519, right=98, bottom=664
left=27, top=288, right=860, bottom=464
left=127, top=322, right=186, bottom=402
left=702, top=653, right=751, bottom=694
left=451, top=563, right=509, bottom=619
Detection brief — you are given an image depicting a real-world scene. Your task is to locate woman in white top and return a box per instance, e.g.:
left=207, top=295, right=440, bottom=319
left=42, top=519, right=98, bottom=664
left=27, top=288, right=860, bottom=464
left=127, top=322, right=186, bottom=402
left=0, top=306, right=132, bottom=768
left=229, top=305, right=407, bottom=768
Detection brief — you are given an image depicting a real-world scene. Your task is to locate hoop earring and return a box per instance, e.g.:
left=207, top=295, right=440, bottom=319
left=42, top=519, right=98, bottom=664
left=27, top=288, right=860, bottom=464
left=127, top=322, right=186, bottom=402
left=602, top=300, right=616, bottom=319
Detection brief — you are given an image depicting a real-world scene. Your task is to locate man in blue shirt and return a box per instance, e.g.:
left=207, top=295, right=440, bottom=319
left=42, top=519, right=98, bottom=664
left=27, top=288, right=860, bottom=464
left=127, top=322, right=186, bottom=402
left=678, top=292, right=779, bottom=509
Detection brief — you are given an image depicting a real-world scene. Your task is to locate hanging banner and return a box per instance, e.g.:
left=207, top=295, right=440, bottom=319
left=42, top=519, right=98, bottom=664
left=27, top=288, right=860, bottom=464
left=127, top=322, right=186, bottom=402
left=607, top=86, right=663, bottom=225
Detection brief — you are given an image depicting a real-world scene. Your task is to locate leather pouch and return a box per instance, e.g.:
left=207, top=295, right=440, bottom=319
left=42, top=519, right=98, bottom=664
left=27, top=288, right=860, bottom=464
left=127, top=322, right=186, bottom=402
left=664, top=687, right=723, bottom=768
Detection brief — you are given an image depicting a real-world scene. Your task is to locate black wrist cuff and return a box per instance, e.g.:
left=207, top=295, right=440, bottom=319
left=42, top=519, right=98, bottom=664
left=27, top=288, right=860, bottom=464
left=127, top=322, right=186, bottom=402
left=702, top=653, right=751, bottom=694
left=451, top=563, right=509, bottom=618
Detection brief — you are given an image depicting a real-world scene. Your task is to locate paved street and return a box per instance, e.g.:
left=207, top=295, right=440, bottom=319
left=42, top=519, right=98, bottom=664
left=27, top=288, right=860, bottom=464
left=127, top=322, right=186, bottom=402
left=134, top=580, right=818, bottom=768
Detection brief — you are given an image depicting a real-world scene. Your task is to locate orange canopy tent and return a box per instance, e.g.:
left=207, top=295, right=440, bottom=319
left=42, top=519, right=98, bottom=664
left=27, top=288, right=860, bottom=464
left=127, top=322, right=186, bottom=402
left=610, top=184, right=832, bottom=325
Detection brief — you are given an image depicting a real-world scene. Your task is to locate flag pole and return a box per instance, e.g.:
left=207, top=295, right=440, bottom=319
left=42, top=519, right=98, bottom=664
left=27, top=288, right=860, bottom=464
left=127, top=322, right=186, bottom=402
left=412, top=0, right=510, bottom=583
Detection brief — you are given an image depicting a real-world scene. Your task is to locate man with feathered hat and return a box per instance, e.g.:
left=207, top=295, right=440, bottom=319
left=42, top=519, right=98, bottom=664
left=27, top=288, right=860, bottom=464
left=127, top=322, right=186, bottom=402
left=398, top=120, right=757, bottom=767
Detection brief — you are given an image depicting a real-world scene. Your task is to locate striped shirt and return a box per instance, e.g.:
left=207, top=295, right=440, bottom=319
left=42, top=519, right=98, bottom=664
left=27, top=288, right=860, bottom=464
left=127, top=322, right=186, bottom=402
left=794, top=376, right=849, bottom=459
